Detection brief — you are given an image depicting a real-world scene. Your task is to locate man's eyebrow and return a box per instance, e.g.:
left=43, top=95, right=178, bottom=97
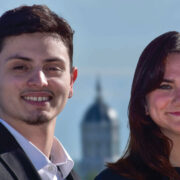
left=5, top=55, right=32, bottom=62
left=44, top=58, right=65, bottom=63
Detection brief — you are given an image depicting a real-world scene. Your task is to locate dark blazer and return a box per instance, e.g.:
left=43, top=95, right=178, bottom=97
left=0, top=123, right=80, bottom=180
left=95, top=168, right=180, bottom=180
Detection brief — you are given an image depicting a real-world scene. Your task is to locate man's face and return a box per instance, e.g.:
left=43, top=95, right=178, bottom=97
left=0, top=33, right=77, bottom=125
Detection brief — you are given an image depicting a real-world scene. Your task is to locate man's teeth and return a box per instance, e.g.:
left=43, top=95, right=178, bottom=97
left=24, top=96, right=49, bottom=102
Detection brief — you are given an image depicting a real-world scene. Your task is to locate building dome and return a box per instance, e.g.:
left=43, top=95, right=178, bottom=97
left=80, top=79, right=120, bottom=179
left=83, top=79, right=117, bottom=123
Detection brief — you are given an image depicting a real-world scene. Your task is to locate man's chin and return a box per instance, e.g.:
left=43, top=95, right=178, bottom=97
left=22, top=114, right=52, bottom=125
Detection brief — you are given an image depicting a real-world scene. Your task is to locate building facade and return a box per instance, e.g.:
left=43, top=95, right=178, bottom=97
left=80, top=80, right=119, bottom=179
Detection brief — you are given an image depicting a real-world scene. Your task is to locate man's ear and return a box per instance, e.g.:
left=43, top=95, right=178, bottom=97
left=68, top=67, right=78, bottom=98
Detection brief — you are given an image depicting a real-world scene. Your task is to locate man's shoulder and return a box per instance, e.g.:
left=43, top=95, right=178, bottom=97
left=94, top=168, right=131, bottom=180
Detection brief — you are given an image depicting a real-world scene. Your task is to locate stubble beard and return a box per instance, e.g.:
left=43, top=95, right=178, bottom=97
left=21, top=113, right=52, bottom=125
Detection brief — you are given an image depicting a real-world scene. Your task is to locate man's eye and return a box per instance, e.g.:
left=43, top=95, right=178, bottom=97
left=13, top=65, right=28, bottom=71
left=158, top=84, right=172, bottom=90
left=48, top=67, right=60, bottom=71
left=45, top=66, right=63, bottom=72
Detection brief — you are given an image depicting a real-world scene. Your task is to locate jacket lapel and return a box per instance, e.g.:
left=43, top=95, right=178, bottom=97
left=0, top=123, right=81, bottom=180
left=0, top=123, right=41, bottom=180
left=66, top=169, right=81, bottom=180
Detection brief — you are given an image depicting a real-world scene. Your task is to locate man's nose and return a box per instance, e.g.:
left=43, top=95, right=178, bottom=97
left=27, top=69, right=48, bottom=87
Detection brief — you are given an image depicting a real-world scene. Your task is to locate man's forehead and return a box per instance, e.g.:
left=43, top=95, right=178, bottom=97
left=1, top=33, right=67, bottom=53
left=3, top=32, right=62, bottom=43
left=0, top=33, right=69, bottom=64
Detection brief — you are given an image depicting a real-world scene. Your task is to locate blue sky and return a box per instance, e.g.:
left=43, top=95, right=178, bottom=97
left=1, top=0, right=180, bottom=161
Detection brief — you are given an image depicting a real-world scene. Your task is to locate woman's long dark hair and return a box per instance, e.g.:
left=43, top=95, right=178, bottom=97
left=108, top=31, right=180, bottom=180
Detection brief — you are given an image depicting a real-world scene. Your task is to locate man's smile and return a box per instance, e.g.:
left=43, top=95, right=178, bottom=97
left=21, top=91, right=53, bottom=105
left=23, top=96, right=51, bottom=102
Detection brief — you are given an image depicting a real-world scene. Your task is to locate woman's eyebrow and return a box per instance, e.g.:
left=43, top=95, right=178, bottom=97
left=162, top=79, right=174, bottom=83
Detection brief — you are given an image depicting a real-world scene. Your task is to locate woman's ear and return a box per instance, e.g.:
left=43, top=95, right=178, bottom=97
left=145, top=105, right=149, bottom=115
left=144, top=98, right=149, bottom=115
left=144, top=98, right=149, bottom=116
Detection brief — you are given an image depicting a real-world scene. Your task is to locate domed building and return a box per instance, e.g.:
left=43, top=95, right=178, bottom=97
left=80, top=80, right=119, bottom=179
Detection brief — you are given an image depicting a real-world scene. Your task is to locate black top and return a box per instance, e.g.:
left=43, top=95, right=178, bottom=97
left=94, top=168, right=180, bottom=180
left=94, top=168, right=132, bottom=180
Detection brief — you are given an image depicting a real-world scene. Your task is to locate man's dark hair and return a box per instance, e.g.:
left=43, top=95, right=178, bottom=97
left=0, top=4, right=74, bottom=67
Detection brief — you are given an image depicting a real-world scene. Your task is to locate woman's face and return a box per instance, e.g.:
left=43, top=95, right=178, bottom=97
left=146, top=53, right=180, bottom=137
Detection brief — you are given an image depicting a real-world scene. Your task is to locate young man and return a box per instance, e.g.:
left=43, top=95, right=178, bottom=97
left=0, top=4, right=79, bottom=180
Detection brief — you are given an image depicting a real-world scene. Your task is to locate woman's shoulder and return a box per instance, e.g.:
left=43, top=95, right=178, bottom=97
left=94, top=168, right=132, bottom=180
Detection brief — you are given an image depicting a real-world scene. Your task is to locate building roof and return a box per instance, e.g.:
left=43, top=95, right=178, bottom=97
left=83, top=79, right=117, bottom=123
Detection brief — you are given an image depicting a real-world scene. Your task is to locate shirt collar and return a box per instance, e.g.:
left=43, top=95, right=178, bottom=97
left=0, top=119, right=74, bottom=179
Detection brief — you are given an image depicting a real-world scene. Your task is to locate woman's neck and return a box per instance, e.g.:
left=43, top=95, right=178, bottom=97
left=164, top=131, right=180, bottom=167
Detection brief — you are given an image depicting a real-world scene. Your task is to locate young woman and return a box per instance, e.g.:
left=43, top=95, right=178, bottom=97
left=95, top=31, right=180, bottom=180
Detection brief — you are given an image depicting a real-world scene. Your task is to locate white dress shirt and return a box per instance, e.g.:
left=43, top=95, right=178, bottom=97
left=0, top=119, right=74, bottom=180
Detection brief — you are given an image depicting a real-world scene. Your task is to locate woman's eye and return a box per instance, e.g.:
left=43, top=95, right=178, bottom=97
left=158, top=84, right=172, bottom=90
